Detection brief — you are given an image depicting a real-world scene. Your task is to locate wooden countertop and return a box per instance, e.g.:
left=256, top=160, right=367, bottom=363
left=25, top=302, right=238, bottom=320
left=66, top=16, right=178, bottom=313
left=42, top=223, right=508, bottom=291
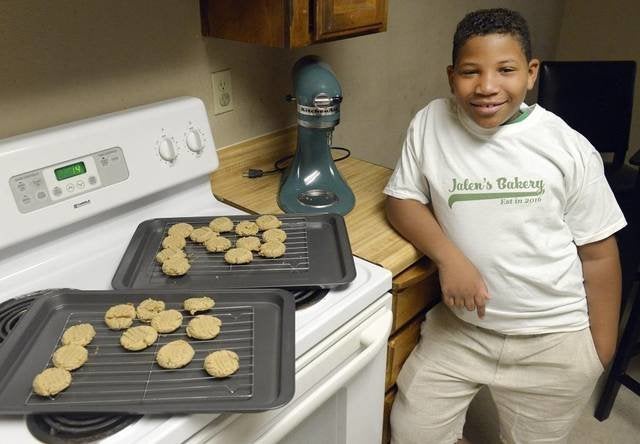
left=210, top=127, right=423, bottom=276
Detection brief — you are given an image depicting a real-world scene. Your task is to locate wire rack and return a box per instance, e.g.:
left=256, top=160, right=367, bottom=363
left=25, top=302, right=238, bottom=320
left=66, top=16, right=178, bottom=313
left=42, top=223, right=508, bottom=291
left=25, top=303, right=255, bottom=406
left=150, top=216, right=311, bottom=278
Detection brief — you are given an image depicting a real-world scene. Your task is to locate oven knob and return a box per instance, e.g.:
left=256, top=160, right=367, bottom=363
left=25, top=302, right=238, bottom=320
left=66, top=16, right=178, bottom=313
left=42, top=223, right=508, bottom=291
left=186, top=129, right=204, bottom=153
left=158, top=137, right=177, bottom=162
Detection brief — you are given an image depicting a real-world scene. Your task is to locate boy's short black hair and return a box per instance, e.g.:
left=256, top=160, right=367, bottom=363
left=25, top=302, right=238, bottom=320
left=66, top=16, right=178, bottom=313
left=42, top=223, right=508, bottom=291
left=452, top=8, right=532, bottom=64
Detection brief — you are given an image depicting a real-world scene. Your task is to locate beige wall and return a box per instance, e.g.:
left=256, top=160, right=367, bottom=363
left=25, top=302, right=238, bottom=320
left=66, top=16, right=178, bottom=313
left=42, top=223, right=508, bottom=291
left=0, top=0, right=564, bottom=170
left=555, top=0, right=640, bottom=159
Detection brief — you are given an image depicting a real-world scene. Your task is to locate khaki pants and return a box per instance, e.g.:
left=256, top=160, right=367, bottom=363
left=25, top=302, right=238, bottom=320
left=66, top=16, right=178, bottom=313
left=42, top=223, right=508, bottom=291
left=390, top=304, right=604, bottom=444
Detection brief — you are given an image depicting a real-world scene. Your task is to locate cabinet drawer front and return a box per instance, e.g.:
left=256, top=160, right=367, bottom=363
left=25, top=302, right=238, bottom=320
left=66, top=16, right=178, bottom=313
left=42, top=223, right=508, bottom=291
left=385, top=315, right=422, bottom=391
left=392, top=272, right=439, bottom=333
left=314, top=0, right=387, bottom=41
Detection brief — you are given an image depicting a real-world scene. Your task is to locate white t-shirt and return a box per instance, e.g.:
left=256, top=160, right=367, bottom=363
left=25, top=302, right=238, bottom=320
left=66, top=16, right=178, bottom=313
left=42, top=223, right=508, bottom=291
left=384, top=98, right=627, bottom=334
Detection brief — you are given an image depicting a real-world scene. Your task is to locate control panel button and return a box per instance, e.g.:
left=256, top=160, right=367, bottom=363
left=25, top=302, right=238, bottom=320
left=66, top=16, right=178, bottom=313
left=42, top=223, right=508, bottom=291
left=76, top=180, right=85, bottom=189
left=53, top=186, right=63, bottom=197
left=32, top=178, right=42, bottom=187
left=158, top=137, right=177, bottom=162
left=21, top=195, right=32, bottom=205
left=66, top=183, right=75, bottom=192
left=36, top=191, right=47, bottom=200
left=17, top=181, right=26, bottom=192
left=186, top=129, right=204, bottom=153
left=88, top=176, right=97, bottom=185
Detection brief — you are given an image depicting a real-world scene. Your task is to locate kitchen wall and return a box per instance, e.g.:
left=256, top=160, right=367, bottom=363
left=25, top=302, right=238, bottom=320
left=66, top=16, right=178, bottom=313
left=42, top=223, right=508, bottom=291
left=555, top=0, right=640, bottom=159
left=0, top=0, right=564, bottom=170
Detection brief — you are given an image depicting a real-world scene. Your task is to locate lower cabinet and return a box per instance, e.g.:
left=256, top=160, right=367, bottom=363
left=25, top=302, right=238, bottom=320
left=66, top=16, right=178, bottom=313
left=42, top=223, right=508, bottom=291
left=382, top=258, right=440, bottom=443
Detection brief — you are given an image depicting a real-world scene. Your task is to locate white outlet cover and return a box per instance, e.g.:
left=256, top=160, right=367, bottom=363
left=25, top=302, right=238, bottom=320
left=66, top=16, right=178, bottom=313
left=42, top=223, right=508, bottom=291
left=212, top=70, right=233, bottom=115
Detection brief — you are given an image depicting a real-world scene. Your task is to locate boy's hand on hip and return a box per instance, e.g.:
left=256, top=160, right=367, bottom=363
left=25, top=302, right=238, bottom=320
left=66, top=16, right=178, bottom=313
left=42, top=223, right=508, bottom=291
left=438, top=252, right=490, bottom=319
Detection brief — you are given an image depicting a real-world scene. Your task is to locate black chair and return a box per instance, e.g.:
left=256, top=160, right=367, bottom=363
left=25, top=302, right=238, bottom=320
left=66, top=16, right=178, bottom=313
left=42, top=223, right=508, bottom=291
left=537, top=61, right=639, bottom=195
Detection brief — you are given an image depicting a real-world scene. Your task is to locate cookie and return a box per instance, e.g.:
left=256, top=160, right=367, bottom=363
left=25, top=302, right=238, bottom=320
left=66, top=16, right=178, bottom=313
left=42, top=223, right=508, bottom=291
left=150, top=309, right=183, bottom=333
left=224, top=247, right=253, bottom=264
left=256, top=215, right=282, bottom=230
left=204, top=350, right=239, bottom=377
left=61, top=323, right=96, bottom=346
left=259, top=240, right=286, bottom=258
left=183, top=296, right=215, bottom=315
left=136, top=298, right=166, bottom=322
left=104, top=304, right=136, bottom=330
left=190, top=226, right=216, bottom=243
left=235, top=220, right=259, bottom=236
left=235, top=236, right=261, bottom=252
left=162, top=235, right=186, bottom=250
left=155, top=247, right=186, bottom=264
left=156, top=340, right=194, bottom=369
left=262, top=228, right=287, bottom=243
left=186, top=315, right=222, bottom=340
left=204, top=236, right=232, bottom=253
left=33, top=367, right=72, bottom=397
left=209, top=217, right=234, bottom=233
left=162, top=257, right=191, bottom=276
left=52, top=344, right=88, bottom=371
left=120, top=325, right=158, bottom=351
left=167, top=222, right=194, bottom=238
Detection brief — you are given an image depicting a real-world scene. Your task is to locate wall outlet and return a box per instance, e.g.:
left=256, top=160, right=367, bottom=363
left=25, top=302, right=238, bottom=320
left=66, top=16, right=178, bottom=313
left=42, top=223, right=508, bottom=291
left=212, top=69, right=233, bottom=115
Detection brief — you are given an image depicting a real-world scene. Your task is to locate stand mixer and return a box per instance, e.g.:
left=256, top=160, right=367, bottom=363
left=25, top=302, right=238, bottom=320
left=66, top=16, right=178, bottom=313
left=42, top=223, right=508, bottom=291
left=278, top=55, right=355, bottom=215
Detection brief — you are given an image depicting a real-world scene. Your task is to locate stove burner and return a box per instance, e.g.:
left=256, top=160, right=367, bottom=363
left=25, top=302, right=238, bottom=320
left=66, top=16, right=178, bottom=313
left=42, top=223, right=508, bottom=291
left=291, top=288, right=329, bottom=310
left=27, top=413, right=142, bottom=443
left=0, top=295, right=37, bottom=345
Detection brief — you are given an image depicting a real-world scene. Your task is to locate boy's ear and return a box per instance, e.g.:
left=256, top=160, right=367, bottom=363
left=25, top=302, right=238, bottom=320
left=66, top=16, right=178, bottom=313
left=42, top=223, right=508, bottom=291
left=527, top=58, right=540, bottom=90
left=446, top=65, right=455, bottom=93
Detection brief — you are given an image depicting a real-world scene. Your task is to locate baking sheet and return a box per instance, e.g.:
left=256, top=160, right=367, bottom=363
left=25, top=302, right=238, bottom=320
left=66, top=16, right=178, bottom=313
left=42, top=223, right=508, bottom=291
left=111, top=214, right=356, bottom=290
left=0, top=289, right=294, bottom=414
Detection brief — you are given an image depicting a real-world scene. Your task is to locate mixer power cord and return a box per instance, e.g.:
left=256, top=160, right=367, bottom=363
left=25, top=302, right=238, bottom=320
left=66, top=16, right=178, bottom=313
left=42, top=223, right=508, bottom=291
left=243, top=146, right=351, bottom=178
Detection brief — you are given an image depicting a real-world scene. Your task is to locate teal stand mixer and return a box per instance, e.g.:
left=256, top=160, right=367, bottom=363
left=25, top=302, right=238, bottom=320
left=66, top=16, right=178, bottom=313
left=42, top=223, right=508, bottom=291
left=278, top=55, right=355, bottom=215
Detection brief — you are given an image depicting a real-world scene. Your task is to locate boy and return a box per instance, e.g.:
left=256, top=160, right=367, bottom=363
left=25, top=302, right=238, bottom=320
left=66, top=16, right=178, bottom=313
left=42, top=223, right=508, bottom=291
left=384, top=8, right=626, bottom=444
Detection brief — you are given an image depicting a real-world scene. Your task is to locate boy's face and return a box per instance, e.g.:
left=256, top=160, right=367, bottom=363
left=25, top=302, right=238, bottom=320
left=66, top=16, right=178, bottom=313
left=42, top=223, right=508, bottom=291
left=447, top=33, right=539, bottom=128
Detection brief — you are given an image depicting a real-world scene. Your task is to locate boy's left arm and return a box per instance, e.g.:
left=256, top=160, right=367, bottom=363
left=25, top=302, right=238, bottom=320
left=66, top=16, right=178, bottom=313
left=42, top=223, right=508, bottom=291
left=577, top=235, right=622, bottom=367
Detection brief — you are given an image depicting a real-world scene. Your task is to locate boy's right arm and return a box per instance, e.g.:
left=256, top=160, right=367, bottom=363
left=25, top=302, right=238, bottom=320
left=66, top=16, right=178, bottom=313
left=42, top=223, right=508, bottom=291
left=386, top=196, right=490, bottom=318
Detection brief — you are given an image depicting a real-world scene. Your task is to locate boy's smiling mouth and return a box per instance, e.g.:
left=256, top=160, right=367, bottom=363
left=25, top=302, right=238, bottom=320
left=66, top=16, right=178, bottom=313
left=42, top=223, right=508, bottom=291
left=471, top=101, right=507, bottom=115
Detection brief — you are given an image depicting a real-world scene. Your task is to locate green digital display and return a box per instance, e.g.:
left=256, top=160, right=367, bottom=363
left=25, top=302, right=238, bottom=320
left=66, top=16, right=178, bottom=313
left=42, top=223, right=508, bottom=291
left=54, top=161, right=87, bottom=181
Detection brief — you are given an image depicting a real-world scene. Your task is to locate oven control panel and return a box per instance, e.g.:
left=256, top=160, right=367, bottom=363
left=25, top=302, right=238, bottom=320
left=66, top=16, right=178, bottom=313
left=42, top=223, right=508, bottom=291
left=9, top=147, right=129, bottom=213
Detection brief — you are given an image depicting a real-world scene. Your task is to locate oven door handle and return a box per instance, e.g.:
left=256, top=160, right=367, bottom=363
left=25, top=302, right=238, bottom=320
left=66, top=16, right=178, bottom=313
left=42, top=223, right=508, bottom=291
left=254, top=309, right=392, bottom=444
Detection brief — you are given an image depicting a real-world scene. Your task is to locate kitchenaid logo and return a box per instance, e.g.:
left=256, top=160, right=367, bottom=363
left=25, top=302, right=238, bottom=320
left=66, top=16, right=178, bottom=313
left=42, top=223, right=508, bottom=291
left=447, top=176, right=545, bottom=208
left=73, top=199, right=91, bottom=209
left=297, top=104, right=338, bottom=116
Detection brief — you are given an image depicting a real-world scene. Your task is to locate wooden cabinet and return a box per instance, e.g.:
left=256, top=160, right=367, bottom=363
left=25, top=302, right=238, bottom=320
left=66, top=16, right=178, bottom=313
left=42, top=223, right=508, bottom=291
left=200, top=0, right=388, bottom=48
left=382, top=259, right=441, bottom=443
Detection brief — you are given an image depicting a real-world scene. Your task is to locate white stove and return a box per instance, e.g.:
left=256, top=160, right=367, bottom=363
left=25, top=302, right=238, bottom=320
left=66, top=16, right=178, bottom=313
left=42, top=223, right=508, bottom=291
left=0, top=97, right=392, bottom=443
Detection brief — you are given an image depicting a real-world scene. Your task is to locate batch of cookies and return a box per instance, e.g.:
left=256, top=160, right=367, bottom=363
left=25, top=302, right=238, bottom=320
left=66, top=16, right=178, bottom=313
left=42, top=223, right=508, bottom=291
left=157, top=215, right=288, bottom=277
left=32, top=296, right=239, bottom=397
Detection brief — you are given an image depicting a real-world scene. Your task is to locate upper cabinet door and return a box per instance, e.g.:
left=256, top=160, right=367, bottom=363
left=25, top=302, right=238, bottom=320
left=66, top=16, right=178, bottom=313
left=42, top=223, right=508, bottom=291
left=314, top=0, right=388, bottom=42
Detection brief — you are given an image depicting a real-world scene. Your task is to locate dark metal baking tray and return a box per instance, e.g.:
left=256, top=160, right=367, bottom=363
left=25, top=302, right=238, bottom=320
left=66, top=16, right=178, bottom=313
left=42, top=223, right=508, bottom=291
left=111, top=214, right=356, bottom=290
left=0, top=288, right=294, bottom=415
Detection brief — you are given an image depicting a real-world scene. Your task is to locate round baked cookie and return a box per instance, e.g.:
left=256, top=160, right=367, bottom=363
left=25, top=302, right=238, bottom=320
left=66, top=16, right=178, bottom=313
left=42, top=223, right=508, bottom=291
left=204, top=236, right=232, bottom=253
left=104, top=304, right=136, bottom=330
left=33, top=367, right=72, bottom=397
left=62, top=323, right=96, bottom=346
left=168, top=222, right=194, bottom=238
left=204, top=350, right=239, bottom=377
left=156, top=340, right=194, bottom=369
left=190, top=226, right=216, bottom=243
left=259, top=241, right=286, bottom=258
left=183, top=296, right=215, bottom=315
left=235, top=236, right=261, bottom=252
left=224, top=247, right=253, bottom=264
left=52, top=344, right=88, bottom=371
left=162, top=235, right=186, bottom=250
left=155, top=247, right=186, bottom=264
left=162, top=257, right=191, bottom=276
left=235, top=220, right=259, bottom=236
left=120, top=325, right=158, bottom=351
left=136, top=298, right=166, bottom=322
left=262, top=228, right=287, bottom=243
left=186, top=315, right=222, bottom=340
left=209, top=217, right=234, bottom=233
left=151, top=309, right=183, bottom=333
left=256, top=215, right=282, bottom=230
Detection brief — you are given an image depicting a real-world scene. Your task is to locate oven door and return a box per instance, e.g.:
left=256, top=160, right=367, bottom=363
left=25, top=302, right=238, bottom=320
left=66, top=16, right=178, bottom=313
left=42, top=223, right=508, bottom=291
left=187, top=294, right=392, bottom=444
